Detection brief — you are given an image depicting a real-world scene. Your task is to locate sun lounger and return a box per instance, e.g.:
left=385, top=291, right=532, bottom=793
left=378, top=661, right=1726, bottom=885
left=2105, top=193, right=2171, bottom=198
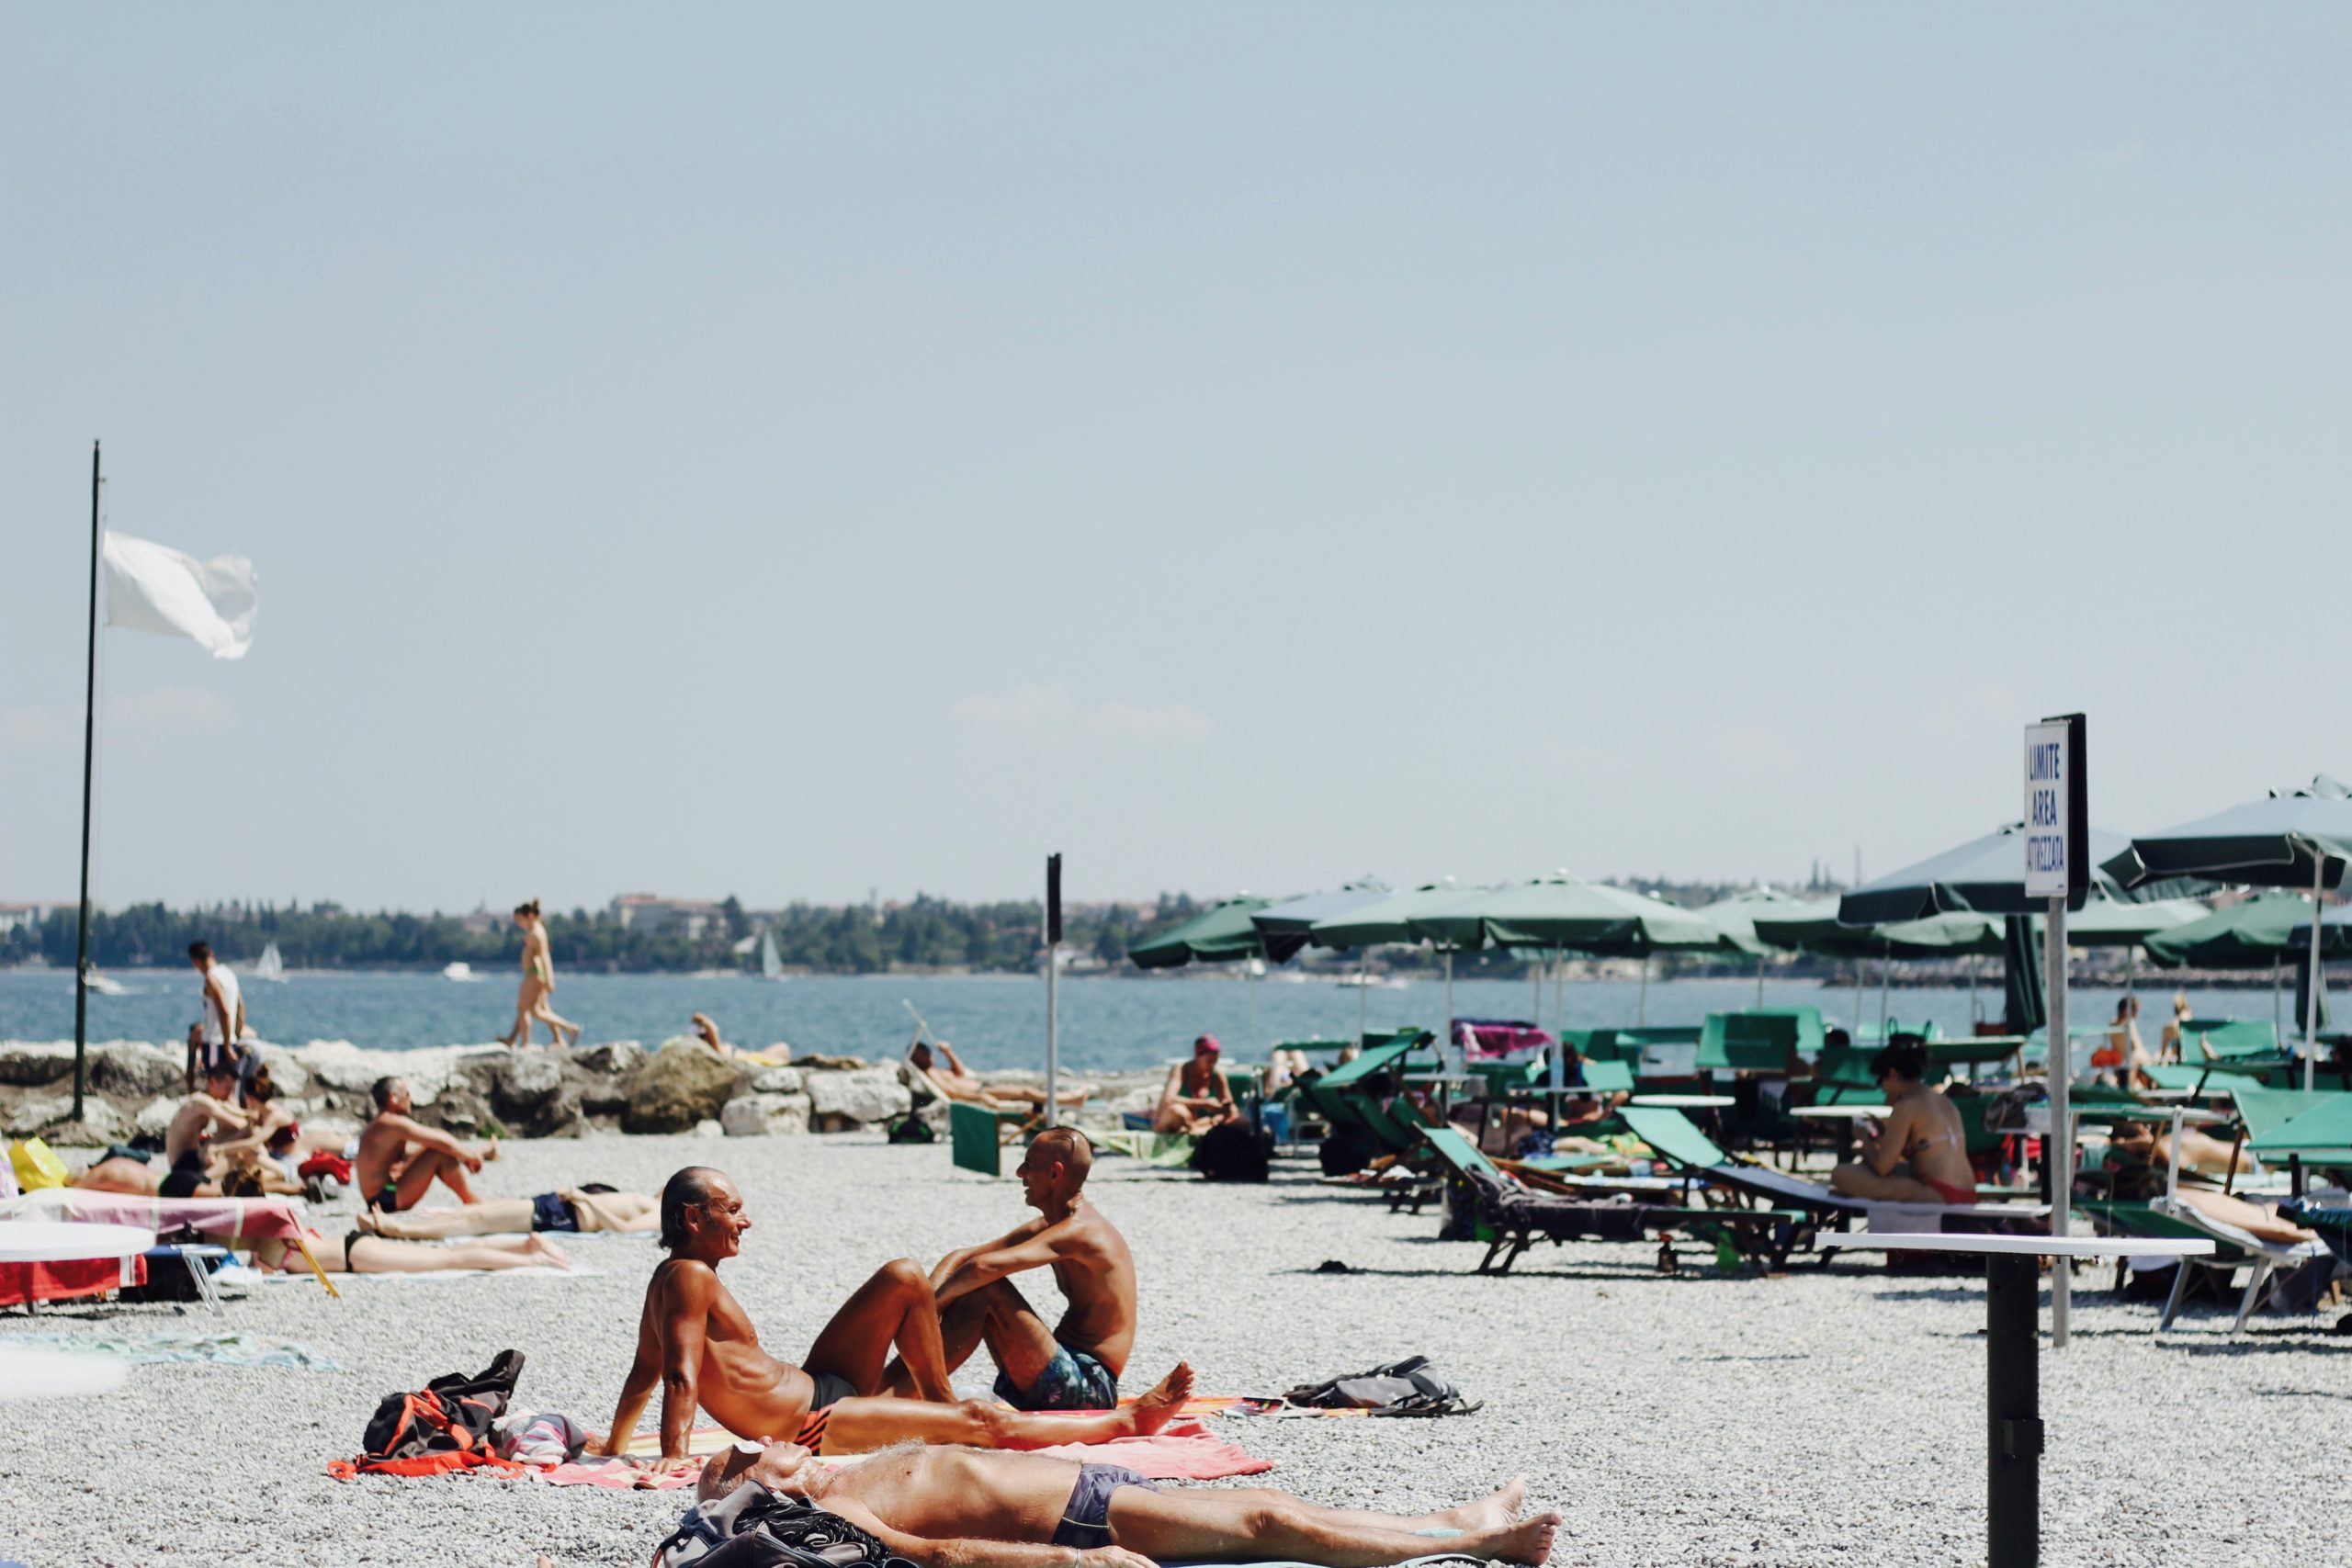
left=2148, top=1197, right=2333, bottom=1335
left=1418, top=1126, right=1810, bottom=1274
left=1619, top=1106, right=2049, bottom=1240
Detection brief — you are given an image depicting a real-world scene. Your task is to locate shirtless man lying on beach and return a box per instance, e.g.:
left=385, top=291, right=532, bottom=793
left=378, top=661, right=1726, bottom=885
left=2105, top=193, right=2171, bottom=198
left=593, top=1167, right=1192, bottom=1475
left=685, top=1440, right=1559, bottom=1567
left=361, top=1187, right=659, bottom=1239
left=910, top=1040, right=1087, bottom=1112
left=2109, top=1119, right=2258, bottom=1179
left=921, top=1129, right=1136, bottom=1413
left=355, top=1076, right=498, bottom=1212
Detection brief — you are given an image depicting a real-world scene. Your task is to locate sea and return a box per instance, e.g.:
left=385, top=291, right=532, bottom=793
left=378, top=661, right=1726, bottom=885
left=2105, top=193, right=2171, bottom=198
left=0, top=967, right=2208, bottom=1074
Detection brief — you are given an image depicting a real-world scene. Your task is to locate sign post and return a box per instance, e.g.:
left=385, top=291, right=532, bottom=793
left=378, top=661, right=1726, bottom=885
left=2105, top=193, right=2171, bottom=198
left=2023, top=713, right=2087, bottom=1348
left=1044, top=854, right=1063, bottom=1130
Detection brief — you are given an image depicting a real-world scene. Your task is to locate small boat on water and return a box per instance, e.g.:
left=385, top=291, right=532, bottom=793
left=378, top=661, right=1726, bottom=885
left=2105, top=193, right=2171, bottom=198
left=758, top=929, right=787, bottom=982
left=250, top=942, right=288, bottom=982
left=441, top=961, right=482, bottom=983
left=83, top=967, right=130, bottom=997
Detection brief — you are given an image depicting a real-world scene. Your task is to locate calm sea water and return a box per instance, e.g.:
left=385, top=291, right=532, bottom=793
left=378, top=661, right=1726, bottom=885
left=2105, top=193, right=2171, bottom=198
left=0, top=967, right=2199, bottom=1073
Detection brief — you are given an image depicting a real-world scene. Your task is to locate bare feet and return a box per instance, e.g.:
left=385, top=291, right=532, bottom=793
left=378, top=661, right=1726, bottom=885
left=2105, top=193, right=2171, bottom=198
left=525, top=1233, right=571, bottom=1269
left=1474, top=1512, right=1560, bottom=1565
left=1444, top=1477, right=1526, bottom=1533
left=1122, top=1362, right=1194, bottom=1437
left=481, top=1138, right=501, bottom=1163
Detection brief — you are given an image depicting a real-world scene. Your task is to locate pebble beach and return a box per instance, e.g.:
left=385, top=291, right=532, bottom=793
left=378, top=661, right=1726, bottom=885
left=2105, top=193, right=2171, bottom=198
left=2, top=1132, right=2346, bottom=1568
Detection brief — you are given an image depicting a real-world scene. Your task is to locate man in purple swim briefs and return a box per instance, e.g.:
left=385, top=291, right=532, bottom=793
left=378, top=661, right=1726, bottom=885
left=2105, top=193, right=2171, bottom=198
left=917, top=1128, right=1137, bottom=1412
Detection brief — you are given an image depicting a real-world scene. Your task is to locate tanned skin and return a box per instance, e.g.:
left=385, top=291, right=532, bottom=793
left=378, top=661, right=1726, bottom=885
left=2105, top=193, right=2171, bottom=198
left=354, top=1077, right=497, bottom=1211
left=594, top=1170, right=1192, bottom=1478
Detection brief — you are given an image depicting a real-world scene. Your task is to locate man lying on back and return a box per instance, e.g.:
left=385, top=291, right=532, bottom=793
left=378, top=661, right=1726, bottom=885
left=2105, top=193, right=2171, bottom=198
left=594, top=1167, right=1191, bottom=1475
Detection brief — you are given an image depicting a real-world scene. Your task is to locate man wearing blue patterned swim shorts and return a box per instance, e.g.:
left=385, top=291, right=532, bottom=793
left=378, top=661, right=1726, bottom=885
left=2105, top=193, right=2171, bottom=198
left=921, top=1128, right=1138, bottom=1412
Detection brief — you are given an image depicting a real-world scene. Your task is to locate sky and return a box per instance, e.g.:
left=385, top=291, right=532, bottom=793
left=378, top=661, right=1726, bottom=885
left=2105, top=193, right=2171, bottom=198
left=3, top=6, right=2348, bottom=914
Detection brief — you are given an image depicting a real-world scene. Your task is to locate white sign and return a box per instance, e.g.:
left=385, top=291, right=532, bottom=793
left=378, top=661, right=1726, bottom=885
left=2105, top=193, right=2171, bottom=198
left=2023, top=721, right=2072, bottom=899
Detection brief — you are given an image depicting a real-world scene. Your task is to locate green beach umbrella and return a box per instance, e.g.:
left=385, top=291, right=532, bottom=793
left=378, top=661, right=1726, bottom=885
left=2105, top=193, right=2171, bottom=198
left=2063, top=891, right=2210, bottom=948
left=2114, top=778, right=2352, bottom=1088
left=1752, top=899, right=2005, bottom=1039
left=1250, top=881, right=1391, bottom=1034
left=2141, top=892, right=2316, bottom=969
left=1406, top=874, right=1722, bottom=1032
left=1702, top=886, right=1808, bottom=1004
left=1308, top=882, right=1488, bottom=1037
left=1127, top=896, right=1295, bottom=968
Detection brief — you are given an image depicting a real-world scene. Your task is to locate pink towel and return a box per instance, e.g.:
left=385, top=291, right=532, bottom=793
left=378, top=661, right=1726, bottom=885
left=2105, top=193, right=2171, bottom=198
left=536, top=1419, right=1266, bottom=1490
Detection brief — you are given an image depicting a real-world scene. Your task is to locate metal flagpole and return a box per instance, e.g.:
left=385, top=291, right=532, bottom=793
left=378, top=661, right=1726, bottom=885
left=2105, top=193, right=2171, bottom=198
left=1043, top=853, right=1061, bottom=1129
left=2305, top=852, right=2324, bottom=1093
left=72, top=441, right=102, bottom=1123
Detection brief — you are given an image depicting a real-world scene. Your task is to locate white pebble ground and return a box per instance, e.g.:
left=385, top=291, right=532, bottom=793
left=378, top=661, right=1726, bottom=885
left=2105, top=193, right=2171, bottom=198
left=3, top=1132, right=2346, bottom=1568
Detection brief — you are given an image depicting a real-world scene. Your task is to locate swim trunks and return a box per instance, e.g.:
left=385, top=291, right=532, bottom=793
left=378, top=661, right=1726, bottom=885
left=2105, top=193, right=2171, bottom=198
left=159, top=1152, right=207, bottom=1199
left=531, top=1191, right=580, bottom=1233
left=1050, top=1463, right=1161, bottom=1550
left=1924, top=1175, right=1975, bottom=1205
left=793, top=1370, right=859, bottom=1451
left=995, top=1345, right=1118, bottom=1412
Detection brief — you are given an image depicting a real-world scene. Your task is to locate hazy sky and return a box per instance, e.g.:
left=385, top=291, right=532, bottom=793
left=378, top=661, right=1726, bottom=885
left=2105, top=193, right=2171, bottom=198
left=4, top=6, right=2346, bottom=913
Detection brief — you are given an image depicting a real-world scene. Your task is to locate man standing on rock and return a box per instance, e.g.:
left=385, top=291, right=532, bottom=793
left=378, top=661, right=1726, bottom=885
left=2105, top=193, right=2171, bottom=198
left=921, top=1127, right=1136, bottom=1412
left=355, top=1076, right=497, bottom=1211
left=594, top=1166, right=1192, bottom=1474
left=185, top=941, right=256, bottom=1100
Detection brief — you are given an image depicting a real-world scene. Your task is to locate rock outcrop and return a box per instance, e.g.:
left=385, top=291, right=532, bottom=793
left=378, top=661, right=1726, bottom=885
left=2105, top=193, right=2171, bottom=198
left=622, top=1043, right=743, bottom=1135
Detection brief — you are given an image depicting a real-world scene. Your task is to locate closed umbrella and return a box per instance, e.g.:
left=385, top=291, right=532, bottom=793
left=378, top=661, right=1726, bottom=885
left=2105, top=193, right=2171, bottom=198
left=2113, top=778, right=2352, bottom=1089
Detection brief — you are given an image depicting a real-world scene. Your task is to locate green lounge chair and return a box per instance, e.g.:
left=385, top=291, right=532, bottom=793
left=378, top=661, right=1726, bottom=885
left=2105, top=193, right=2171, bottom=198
left=1697, top=1010, right=1810, bottom=1074
left=1417, top=1125, right=1809, bottom=1275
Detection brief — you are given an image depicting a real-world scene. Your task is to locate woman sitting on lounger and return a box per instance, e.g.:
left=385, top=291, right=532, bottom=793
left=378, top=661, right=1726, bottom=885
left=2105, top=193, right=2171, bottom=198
left=1827, top=1040, right=1978, bottom=1205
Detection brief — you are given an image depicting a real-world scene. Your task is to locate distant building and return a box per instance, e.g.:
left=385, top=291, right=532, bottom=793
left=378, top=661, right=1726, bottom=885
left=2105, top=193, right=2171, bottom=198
left=460, top=905, right=500, bottom=935
left=0, top=902, right=48, bottom=935
left=609, top=894, right=723, bottom=940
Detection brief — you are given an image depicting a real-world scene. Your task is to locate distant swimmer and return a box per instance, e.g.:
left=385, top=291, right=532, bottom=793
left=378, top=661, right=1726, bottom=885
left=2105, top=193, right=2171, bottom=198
left=354, top=1076, right=499, bottom=1211
left=594, top=1167, right=1191, bottom=1474
left=925, top=1127, right=1136, bottom=1412
left=500, top=899, right=581, bottom=1049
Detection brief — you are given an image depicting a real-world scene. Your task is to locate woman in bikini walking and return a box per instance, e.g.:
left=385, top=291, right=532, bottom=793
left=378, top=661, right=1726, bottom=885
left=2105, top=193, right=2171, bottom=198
left=500, top=899, right=581, bottom=1048
left=1826, top=1038, right=1980, bottom=1205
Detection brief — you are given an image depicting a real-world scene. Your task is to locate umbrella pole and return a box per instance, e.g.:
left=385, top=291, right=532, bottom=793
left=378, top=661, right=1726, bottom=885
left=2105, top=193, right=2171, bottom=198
left=1443, top=950, right=1453, bottom=1043
left=2273, top=956, right=2282, bottom=1036
left=1248, top=949, right=1263, bottom=1056
left=1969, top=953, right=1980, bottom=1025
left=2308, top=857, right=2325, bottom=1093
left=1636, top=954, right=1649, bottom=1026
left=1879, top=946, right=1891, bottom=1040
left=1755, top=952, right=1766, bottom=1007
left=1552, top=945, right=1564, bottom=1036
left=1356, top=950, right=1367, bottom=1043
left=1531, top=948, right=1541, bottom=1024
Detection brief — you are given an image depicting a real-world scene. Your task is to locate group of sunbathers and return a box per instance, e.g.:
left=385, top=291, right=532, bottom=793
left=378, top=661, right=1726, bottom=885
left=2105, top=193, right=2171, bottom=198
left=588, top=1127, right=1557, bottom=1565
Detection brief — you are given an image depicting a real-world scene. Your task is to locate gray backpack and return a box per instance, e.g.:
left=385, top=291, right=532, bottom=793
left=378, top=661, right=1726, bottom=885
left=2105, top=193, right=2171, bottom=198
left=1281, top=1355, right=1480, bottom=1416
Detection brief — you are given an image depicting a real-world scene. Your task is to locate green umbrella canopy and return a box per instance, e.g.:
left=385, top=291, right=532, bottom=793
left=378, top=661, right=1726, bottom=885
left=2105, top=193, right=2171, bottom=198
left=1307, top=883, right=1486, bottom=951
left=2139, top=891, right=2318, bottom=969
left=1699, top=886, right=1808, bottom=957
left=1750, top=899, right=2007, bottom=958
left=1409, top=874, right=1722, bottom=955
left=2109, top=777, right=2352, bottom=891
left=1250, top=882, right=1390, bottom=938
left=1840, top=822, right=2192, bottom=923
left=2062, top=891, right=2211, bottom=949
left=1128, top=896, right=1302, bottom=969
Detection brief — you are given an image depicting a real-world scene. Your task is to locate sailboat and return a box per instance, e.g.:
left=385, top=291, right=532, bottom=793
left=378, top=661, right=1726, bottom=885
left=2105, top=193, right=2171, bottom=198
left=759, top=929, right=786, bottom=982
left=251, top=941, right=288, bottom=982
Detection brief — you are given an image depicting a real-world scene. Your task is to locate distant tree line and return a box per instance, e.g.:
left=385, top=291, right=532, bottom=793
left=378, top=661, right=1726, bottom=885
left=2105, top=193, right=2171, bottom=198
left=0, top=894, right=1202, bottom=976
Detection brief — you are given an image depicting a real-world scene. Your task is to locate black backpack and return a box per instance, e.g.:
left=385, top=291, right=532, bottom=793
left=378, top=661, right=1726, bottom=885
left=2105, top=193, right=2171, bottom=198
left=1281, top=1355, right=1481, bottom=1416
left=1191, top=1117, right=1272, bottom=1182
left=659, top=1483, right=924, bottom=1568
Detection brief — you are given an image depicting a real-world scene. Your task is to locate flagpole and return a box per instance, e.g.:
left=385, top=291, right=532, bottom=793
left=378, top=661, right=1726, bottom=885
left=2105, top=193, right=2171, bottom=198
left=73, top=441, right=101, bottom=1122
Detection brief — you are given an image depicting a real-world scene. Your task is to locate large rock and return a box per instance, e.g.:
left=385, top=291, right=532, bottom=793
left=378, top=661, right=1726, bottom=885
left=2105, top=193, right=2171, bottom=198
left=492, top=1050, right=582, bottom=1138
left=804, top=1066, right=911, bottom=1126
left=0, top=1043, right=74, bottom=1088
left=91, top=1041, right=181, bottom=1099
left=623, top=1043, right=743, bottom=1135
left=749, top=1066, right=805, bottom=1096
left=38, top=1102, right=127, bottom=1147
left=254, top=1045, right=311, bottom=1097
left=571, top=1041, right=643, bottom=1077
left=6, top=1093, right=76, bottom=1137
left=135, top=1095, right=182, bottom=1138
left=720, top=1092, right=812, bottom=1137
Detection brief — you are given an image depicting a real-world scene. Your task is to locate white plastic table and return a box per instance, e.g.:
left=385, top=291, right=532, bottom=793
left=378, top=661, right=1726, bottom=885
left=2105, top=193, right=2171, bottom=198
left=1629, top=1094, right=1734, bottom=1108
left=1789, top=1105, right=1882, bottom=1120
left=1834, top=1233, right=2213, bottom=1568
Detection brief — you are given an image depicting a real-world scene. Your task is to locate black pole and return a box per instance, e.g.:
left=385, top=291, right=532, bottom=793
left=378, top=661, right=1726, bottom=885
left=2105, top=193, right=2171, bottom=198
left=1985, top=1253, right=2043, bottom=1568
left=73, top=441, right=101, bottom=1122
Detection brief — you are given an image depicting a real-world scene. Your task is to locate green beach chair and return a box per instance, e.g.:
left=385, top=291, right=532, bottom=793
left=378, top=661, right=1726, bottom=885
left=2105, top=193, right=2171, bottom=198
left=950, top=1100, right=1005, bottom=1177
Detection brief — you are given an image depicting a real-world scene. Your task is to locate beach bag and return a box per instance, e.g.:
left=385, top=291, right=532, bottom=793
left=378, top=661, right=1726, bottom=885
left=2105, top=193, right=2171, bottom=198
left=1282, top=1355, right=1480, bottom=1416
left=327, top=1349, right=528, bottom=1479
left=657, top=1482, right=923, bottom=1568
left=1191, top=1117, right=1272, bottom=1183
left=9, top=1138, right=68, bottom=1192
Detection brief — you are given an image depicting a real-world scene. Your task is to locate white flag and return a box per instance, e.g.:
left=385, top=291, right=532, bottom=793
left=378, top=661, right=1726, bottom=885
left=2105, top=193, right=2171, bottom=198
left=101, top=531, right=258, bottom=660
